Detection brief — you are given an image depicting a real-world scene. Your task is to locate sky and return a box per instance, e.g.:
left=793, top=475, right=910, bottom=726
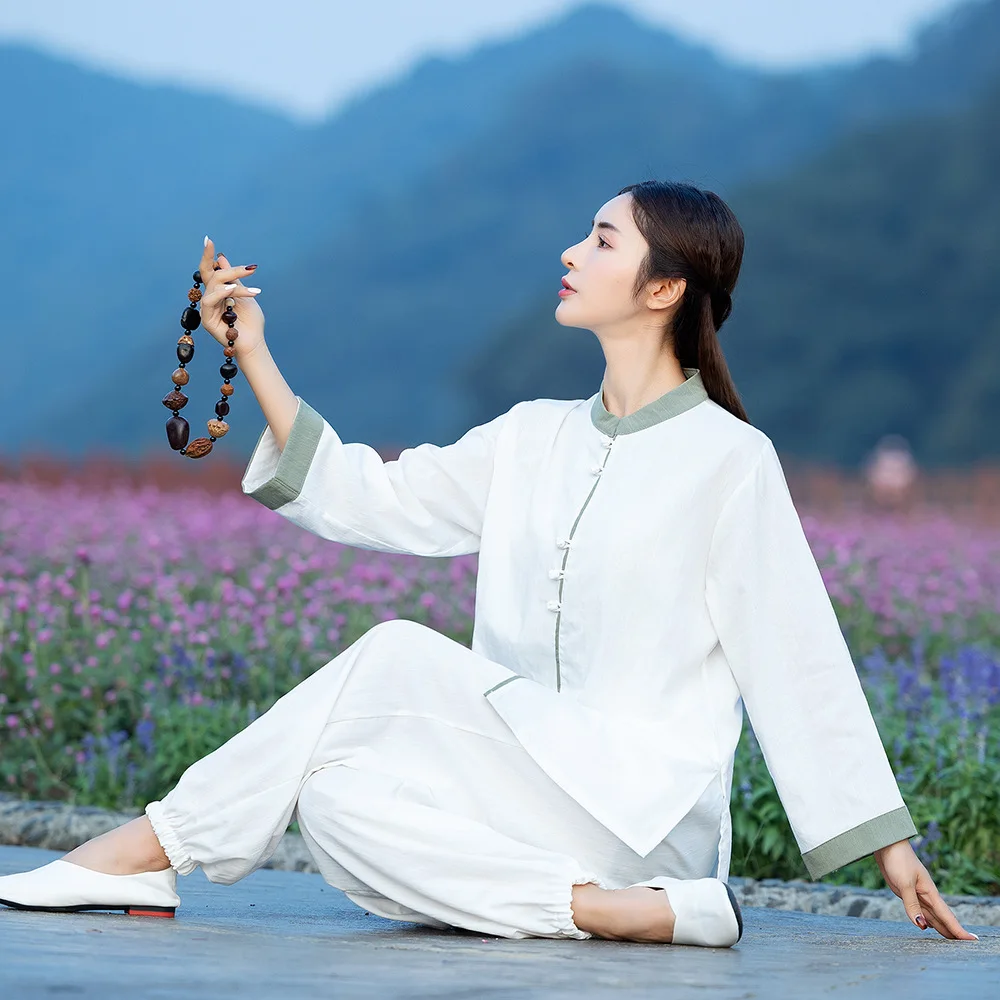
left=0, top=0, right=969, bottom=122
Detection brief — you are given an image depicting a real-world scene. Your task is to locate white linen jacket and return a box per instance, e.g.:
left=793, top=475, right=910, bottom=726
left=241, top=367, right=917, bottom=881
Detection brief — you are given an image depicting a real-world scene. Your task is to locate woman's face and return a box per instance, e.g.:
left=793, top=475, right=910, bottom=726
left=557, top=192, right=682, bottom=334
left=556, top=192, right=648, bottom=331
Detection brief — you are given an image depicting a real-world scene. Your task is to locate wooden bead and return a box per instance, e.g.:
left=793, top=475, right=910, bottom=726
left=177, top=334, right=194, bottom=346
left=224, top=345, right=236, bottom=358
left=207, top=419, right=229, bottom=438
left=188, top=287, right=203, bottom=303
left=162, top=389, right=188, bottom=410
left=166, top=414, right=190, bottom=450
left=220, top=383, right=234, bottom=397
left=184, top=437, right=214, bottom=459
left=171, top=367, right=189, bottom=386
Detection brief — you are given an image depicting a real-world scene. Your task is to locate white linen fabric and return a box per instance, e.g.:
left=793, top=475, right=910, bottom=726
left=236, top=367, right=917, bottom=887
left=145, top=616, right=727, bottom=939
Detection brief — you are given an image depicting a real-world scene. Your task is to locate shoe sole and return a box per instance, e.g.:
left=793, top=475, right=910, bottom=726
left=723, top=882, right=744, bottom=942
left=0, top=895, right=175, bottom=917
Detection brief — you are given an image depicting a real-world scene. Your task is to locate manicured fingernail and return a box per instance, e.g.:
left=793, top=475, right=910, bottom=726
left=223, top=283, right=237, bottom=290
left=971, top=933, right=979, bottom=940
left=244, top=263, right=257, bottom=270
left=246, top=286, right=261, bottom=293
left=204, top=235, right=211, bottom=246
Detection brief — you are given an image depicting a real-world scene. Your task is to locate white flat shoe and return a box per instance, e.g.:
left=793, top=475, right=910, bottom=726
left=0, top=859, right=180, bottom=917
left=626, top=875, right=743, bottom=947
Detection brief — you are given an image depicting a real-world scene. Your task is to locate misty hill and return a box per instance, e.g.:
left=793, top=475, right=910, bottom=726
left=462, top=74, right=1000, bottom=467
left=6, top=0, right=1000, bottom=462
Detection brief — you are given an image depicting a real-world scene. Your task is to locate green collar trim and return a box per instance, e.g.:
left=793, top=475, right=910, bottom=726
left=590, top=367, right=708, bottom=436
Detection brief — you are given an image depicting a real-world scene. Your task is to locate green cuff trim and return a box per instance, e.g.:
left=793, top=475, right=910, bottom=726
left=483, top=675, right=523, bottom=696
left=802, top=804, right=918, bottom=880
left=244, top=397, right=324, bottom=510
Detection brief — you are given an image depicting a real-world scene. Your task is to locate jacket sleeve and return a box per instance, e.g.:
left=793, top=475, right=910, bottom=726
left=240, top=395, right=517, bottom=557
left=705, top=438, right=917, bottom=880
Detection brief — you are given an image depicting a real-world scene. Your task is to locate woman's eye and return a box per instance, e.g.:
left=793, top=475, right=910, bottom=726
left=597, top=235, right=610, bottom=248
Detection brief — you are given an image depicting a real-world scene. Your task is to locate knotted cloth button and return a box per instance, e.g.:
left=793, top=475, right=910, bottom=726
left=548, top=568, right=564, bottom=579
left=546, top=599, right=562, bottom=612
left=591, top=464, right=603, bottom=475
left=557, top=538, right=572, bottom=549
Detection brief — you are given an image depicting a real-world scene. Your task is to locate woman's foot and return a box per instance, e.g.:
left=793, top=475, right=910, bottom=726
left=61, top=816, right=172, bottom=875
left=570, top=883, right=676, bottom=942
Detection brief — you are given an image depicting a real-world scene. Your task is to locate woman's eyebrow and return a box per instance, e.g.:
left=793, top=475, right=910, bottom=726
left=590, top=219, right=621, bottom=233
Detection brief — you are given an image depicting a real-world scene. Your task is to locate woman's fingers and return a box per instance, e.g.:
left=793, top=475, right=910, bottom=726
left=919, top=885, right=978, bottom=940
left=199, top=236, right=216, bottom=283
left=216, top=252, right=237, bottom=282
left=211, top=254, right=256, bottom=286
left=201, top=282, right=261, bottom=309
left=198, top=240, right=256, bottom=286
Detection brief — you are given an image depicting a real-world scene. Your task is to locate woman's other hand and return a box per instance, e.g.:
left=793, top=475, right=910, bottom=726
left=198, top=236, right=265, bottom=358
left=874, top=839, right=979, bottom=940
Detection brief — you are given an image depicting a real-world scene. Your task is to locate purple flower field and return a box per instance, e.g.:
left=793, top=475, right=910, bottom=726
left=1, top=479, right=998, bottom=893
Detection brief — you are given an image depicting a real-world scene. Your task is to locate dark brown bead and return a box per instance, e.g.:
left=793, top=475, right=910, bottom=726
left=188, top=287, right=203, bottom=303
left=215, top=399, right=230, bottom=418
left=220, top=361, right=238, bottom=379
left=222, top=308, right=237, bottom=324
left=220, top=383, right=234, bottom=397
left=162, top=389, right=188, bottom=410
left=184, top=437, right=214, bottom=458
left=177, top=342, right=194, bottom=363
left=223, top=345, right=237, bottom=358
left=207, top=419, right=229, bottom=438
left=171, top=367, right=189, bottom=386
left=180, top=306, right=201, bottom=331
left=166, top=414, right=190, bottom=450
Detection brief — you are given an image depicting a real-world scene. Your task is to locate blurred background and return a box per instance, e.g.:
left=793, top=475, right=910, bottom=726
left=0, top=0, right=998, bottom=514
left=1, top=2, right=999, bottom=892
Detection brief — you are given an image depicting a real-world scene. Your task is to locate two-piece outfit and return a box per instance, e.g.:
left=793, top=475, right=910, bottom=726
left=132, top=367, right=918, bottom=939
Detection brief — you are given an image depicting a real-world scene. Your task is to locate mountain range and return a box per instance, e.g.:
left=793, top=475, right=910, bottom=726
left=4, top=0, right=999, bottom=466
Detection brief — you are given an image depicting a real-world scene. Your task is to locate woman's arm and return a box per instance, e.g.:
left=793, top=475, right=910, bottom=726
left=705, top=439, right=975, bottom=938
left=238, top=343, right=518, bottom=558
left=240, top=341, right=298, bottom=452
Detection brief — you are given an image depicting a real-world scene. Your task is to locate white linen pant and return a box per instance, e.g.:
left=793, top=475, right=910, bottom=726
left=144, top=618, right=722, bottom=940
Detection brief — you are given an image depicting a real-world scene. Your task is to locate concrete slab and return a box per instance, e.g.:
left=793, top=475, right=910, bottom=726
left=0, top=846, right=997, bottom=998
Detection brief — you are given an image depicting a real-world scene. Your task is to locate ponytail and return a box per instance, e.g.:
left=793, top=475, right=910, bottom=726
left=618, top=180, right=750, bottom=424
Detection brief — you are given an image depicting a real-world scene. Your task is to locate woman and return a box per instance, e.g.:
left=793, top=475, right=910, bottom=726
left=0, top=181, right=977, bottom=946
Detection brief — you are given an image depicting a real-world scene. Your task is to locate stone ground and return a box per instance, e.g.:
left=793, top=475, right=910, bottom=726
left=1, top=845, right=997, bottom=999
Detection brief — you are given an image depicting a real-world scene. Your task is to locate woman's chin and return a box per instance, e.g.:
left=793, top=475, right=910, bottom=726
left=554, top=299, right=586, bottom=326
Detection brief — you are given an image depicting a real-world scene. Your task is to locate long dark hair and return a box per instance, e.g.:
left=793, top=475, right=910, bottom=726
left=617, top=180, right=749, bottom=423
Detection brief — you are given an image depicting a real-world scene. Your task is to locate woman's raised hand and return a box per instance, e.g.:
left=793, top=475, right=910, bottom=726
left=198, top=236, right=265, bottom=357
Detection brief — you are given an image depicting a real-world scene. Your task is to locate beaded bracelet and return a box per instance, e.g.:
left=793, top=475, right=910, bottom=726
left=162, top=263, right=239, bottom=458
